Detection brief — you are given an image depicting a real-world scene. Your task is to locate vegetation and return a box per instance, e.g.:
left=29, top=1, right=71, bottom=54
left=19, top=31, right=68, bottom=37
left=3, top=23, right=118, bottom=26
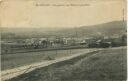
left=6, top=47, right=127, bottom=81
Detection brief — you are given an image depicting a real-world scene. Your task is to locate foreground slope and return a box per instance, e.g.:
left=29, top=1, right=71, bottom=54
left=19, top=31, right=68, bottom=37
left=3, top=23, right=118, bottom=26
left=6, top=47, right=127, bottom=81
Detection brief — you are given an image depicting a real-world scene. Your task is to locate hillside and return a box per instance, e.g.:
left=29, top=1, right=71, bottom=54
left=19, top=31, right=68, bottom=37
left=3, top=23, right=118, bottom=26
left=6, top=47, right=127, bottom=81
left=1, top=21, right=126, bottom=39
left=59, top=21, right=126, bottom=37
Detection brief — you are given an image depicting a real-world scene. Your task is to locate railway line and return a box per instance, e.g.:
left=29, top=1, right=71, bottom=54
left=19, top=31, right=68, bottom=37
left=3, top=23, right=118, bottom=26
left=2, top=46, right=87, bottom=55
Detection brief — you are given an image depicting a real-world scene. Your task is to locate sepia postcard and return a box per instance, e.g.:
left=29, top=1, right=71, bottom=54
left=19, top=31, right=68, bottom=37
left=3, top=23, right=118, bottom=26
left=0, top=0, right=127, bottom=81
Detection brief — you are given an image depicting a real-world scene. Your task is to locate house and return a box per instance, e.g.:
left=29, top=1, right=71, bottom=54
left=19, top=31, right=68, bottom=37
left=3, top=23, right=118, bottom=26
left=63, top=37, right=76, bottom=46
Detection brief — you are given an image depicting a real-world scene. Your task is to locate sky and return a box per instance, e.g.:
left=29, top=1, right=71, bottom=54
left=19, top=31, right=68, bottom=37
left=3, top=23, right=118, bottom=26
left=0, top=0, right=125, bottom=28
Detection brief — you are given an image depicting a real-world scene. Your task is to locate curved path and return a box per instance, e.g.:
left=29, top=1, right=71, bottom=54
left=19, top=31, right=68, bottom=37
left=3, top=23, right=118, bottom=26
left=1, top=49, right=102, bottom=81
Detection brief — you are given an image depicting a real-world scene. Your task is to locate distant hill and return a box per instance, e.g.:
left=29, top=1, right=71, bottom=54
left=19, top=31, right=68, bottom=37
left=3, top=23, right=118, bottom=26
left=1, top=21, right=126, bottom=39
left=58, top=21, right=126, bottom=37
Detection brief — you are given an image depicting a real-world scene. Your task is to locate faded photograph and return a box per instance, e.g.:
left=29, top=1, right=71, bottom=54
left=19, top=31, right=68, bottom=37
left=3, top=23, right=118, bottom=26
left=0, top=0, right=127, bottom=81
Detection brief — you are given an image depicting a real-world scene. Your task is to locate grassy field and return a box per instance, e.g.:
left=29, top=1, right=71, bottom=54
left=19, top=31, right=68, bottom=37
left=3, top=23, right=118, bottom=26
left=1, top=48, right=92, bottom=70
left=6, top=47, right=127, bottom=81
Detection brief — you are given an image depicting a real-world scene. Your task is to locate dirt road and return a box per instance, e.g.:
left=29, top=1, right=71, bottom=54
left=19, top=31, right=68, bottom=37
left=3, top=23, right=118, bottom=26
left=2, top=48, right=92, bottom=70
left=1, top=49, right=101, bottom=81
